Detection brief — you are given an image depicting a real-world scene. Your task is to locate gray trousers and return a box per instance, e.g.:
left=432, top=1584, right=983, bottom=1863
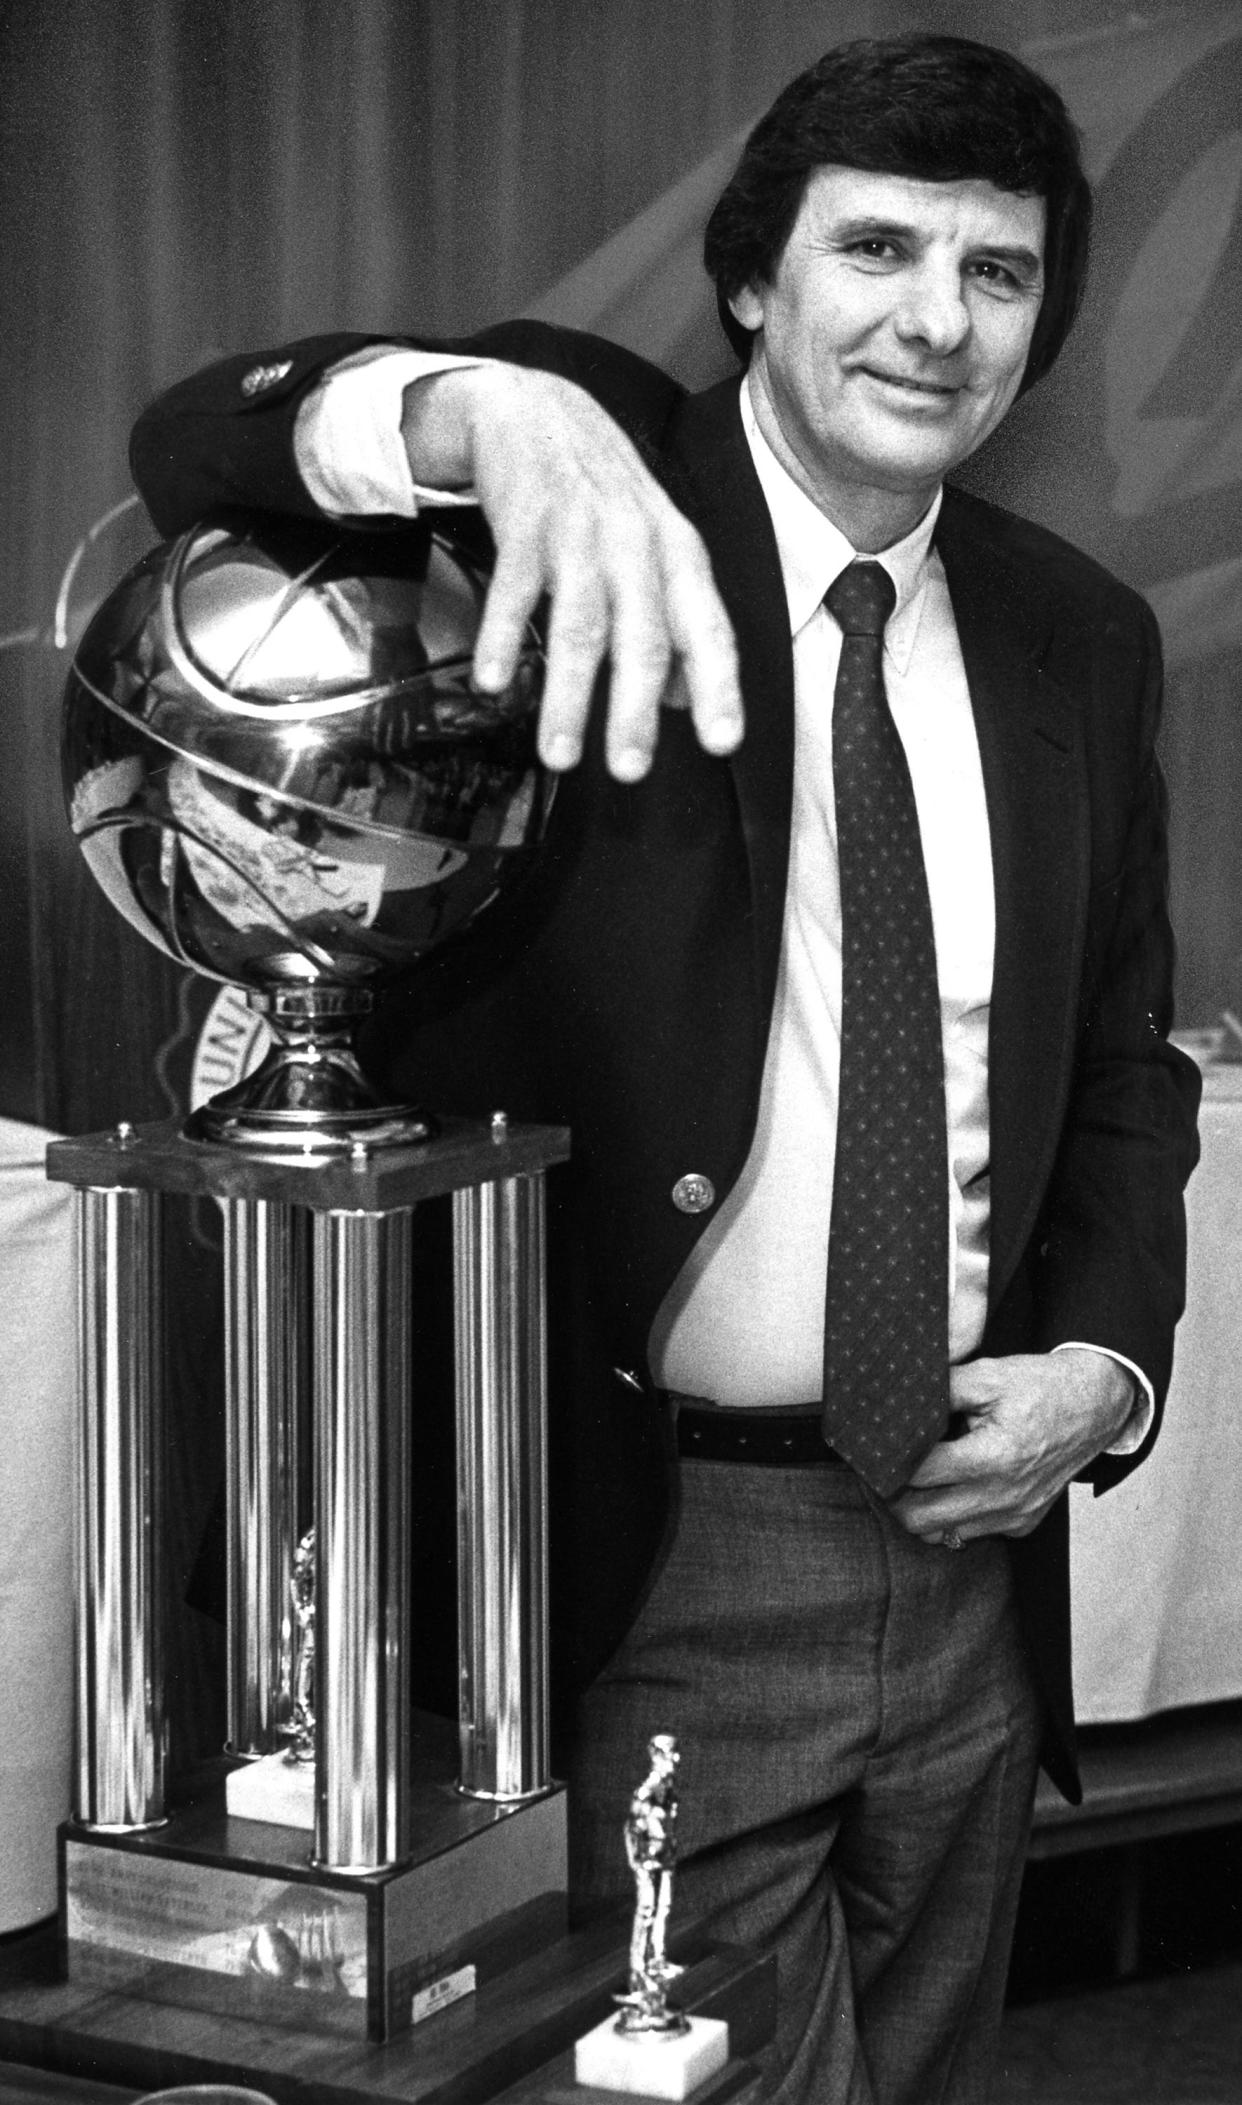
left=569, top=1455, right=1042, bottom=2105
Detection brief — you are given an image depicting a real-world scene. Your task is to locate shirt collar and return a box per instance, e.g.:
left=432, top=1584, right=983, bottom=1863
left=739, top=375, right=941, bottom=676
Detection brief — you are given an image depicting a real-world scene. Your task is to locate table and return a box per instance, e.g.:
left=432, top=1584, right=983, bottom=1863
left=1068, top=1062, right=1242, bottom=1723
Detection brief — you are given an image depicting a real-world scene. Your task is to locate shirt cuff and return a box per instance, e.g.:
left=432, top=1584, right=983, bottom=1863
left=293, top=346, right=487, bottom=517
left=1052, top=1340, right=1155, bottom=1455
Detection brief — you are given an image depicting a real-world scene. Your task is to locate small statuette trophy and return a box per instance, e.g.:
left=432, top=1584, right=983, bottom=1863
left=283, top=1528, right=317, bottom=1767
left=616, top=1733, right=687, bottom=2035
left=574, top=1736, right=730, bottom=2100
left=227, top=1529, right=319, bottom=1828
left=246, top=1549, right=349, bottom=2006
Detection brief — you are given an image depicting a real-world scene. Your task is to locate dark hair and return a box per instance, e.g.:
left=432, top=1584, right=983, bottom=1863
left=703, top=34, right=1092, bottom=390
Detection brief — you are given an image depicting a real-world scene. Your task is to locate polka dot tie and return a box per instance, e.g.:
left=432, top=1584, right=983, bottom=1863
left=820, top=561, right=949, bottom=1496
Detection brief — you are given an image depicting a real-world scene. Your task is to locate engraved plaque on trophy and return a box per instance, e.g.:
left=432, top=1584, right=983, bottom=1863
left=52, top=511, right=570, bottom=2043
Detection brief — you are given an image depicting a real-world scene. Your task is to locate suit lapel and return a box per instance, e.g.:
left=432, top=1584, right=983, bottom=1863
left=669, top=381, right=795, bottom=1028
left=936, top=490, right=1091, bottom=1313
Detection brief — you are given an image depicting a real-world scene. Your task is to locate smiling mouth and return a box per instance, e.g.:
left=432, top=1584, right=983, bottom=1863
left=864, top=369, right=961, bottom=400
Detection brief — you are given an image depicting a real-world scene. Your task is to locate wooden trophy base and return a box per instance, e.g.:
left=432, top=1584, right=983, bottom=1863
left=61, top=1749, right=568, bottom=2044
left=0, top=1906, right=775, bottom=2105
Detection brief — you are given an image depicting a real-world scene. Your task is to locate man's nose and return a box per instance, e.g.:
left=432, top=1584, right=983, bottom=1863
left=893, top=264, right=970, bottom=354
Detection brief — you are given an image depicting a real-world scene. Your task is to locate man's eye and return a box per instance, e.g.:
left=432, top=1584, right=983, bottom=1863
left=971, top=260, right=1024, bottom=295
left=846, top=239, right=901, bottom=263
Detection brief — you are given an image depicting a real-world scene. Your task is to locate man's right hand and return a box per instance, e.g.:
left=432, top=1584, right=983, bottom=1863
left=400, top=364, right=744, bottom=782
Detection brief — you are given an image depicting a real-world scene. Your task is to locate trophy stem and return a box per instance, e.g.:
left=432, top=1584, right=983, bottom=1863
left=188, top=985, right=430, bottom=1153
left=222, top=1198, right=309, bottom=1757
left=453, top=1172, right=551, bottom=1802
left=74, top=1184, right=166, bottom=1831
left=313, top=1206, right=412, bottom=1872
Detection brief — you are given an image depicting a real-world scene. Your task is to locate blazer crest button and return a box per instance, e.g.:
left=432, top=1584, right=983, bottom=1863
left=671, top=1172, right=715, bottom=1215
left=240, top=359, right=294, bottom=397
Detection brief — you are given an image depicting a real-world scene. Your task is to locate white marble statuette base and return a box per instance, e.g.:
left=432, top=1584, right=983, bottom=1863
left=574, top=2012, right=730, bottom=2098
left=225, top=1749, right=315, bottom=1829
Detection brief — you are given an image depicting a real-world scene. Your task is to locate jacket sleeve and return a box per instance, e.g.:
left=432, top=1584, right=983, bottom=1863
left=129, top=322, right=686, bottom=537
left=1033, top=598, right=1201, bottom=1486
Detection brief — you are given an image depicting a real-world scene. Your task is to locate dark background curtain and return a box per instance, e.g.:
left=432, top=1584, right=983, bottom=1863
left=0, top=0, right=1238, bottom=1759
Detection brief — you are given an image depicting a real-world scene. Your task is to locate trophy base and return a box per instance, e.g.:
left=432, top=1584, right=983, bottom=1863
left=0, top=1907, right=774, bottom=2105
left=576, top=2011, right=731, bottom=2098
left=61, top=1752, right=567, bottom=2045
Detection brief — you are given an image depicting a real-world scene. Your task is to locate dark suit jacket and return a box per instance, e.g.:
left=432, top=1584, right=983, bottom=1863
left=131, top=321, right=1201, bottom=1799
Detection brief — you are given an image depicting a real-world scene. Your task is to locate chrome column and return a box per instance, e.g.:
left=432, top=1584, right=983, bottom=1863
left=74, top=1185, right=165, bottom=1830
left=453, top=1172, right=550, bottom=1802
left=222, top=1198, right=308, bottom=1757
left=313, top=1207, right=412, bottom=1872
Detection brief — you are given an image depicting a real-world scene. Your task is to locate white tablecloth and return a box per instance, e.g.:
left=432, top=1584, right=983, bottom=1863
left=0, top=1120, right=75, bottom=1929
left=1070, top=1063, right=1242, bottom=1722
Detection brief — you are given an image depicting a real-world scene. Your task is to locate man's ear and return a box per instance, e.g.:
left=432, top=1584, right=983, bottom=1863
left=727, top=282, right=765, bottom=334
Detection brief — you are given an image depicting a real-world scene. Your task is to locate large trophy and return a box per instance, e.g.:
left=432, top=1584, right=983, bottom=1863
left=34, top=510, right=774, bottom=2102
left=51, top=511, right=571, bottom=2047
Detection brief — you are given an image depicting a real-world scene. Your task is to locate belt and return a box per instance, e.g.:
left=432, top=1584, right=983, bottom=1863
left=666, top=1393, right=848, bottom=1468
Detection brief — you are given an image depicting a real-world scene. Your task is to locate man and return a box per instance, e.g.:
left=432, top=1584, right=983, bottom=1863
left=131, top=34, right=1200, bottom=2103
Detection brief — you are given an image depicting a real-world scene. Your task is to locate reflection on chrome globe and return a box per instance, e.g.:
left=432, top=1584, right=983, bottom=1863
left=62, top=513, right=550, bottom=1149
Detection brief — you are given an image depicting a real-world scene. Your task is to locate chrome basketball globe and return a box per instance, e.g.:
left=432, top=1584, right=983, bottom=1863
left=62, top=513, right=550, bottom=1147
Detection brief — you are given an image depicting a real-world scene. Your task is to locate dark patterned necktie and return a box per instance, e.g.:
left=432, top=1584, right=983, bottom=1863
left=821, top=561, right=949, bottom=1496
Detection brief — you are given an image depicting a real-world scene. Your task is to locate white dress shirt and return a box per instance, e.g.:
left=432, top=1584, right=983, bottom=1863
left=294, top=349, right=1151, bottom=1447
left=651, top=385, right=994, bottom=1402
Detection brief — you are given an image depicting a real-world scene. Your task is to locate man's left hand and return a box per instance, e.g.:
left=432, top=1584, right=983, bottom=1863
left=889, top=1349, right=1136, bottom=1546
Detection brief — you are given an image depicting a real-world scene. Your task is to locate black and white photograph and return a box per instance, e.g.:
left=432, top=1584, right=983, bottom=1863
left=0, top=5, right=1238, bottom=2101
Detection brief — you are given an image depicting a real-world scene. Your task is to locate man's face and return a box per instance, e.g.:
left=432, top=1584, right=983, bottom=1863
left=730, top=165, right=1046, bottom=537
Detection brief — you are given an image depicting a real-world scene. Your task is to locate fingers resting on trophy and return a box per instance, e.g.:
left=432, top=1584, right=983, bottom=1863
left=407, top=364, right=744, bottom=782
